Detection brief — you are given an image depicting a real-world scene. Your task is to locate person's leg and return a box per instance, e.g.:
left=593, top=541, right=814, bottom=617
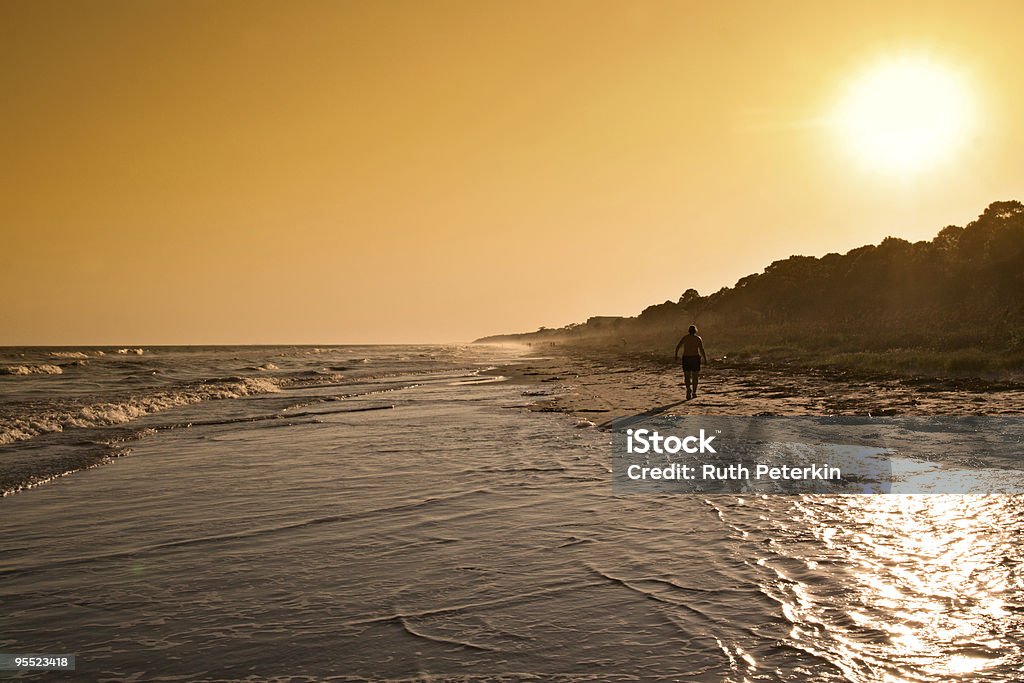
left=684, top=370, right=693, bottom=399
left=692, top=371, right=699, bottom=397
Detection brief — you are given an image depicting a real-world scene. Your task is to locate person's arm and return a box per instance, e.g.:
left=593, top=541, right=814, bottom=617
left=698, top=337, right=708, bottom=363
left=674, top=337, right=684, bottom=360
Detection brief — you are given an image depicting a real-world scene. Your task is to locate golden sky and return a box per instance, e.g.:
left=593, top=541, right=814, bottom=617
left=3, top=0, right=1021, bottom=344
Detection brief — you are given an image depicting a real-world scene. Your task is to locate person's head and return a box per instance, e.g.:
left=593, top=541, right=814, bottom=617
left=688, top=325, right=697, bottom=335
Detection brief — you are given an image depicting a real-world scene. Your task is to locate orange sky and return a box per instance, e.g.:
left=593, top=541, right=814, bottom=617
left=3, top=0, right=1022, bottom=344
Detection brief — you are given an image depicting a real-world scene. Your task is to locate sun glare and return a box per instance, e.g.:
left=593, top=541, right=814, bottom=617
left=834, top=57, right=974, bottom=174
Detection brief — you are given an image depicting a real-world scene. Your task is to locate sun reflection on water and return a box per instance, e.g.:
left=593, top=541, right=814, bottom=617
left=776, top=494, right=1023, bottom=681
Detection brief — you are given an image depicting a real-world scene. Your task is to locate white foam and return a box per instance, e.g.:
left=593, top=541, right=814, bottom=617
left=1, top=364, right=64, bottom=376
left=51, top=351, right=89, bottom=359
left=0, top=377, right=281, bottom=446
left=116, top=348, right=144, bottom=355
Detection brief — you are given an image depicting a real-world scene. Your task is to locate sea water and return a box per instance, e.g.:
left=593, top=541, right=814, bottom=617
left=1, top=345, right=1022, bottom=681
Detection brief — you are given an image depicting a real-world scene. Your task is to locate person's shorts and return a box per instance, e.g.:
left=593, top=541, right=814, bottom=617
left=681, top=356, right=701, bottom=372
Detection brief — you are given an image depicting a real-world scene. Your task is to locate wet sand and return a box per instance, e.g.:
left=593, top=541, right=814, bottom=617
left=488, top=346, right=1024, bottom=422
left=4, top=345, right=1023, bottom=681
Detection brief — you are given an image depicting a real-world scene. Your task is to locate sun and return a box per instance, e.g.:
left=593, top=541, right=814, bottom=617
left=834, top=57, right=974, bottom=174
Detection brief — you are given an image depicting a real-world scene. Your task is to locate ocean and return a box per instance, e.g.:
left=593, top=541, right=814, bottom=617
left=1, top=345, right=1022, bottom=681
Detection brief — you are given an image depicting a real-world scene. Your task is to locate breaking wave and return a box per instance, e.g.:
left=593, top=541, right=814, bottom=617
left=50, top=351, right=89, bottom=359
left=0, top=377, right=281, bottom=446
left=1, top=364, right=64, bottom=376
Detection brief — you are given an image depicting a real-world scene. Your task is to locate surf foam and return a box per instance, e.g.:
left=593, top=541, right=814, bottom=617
left=1, top=364, right=64, bottom=376
left=0, top=377, right=281, bottom=446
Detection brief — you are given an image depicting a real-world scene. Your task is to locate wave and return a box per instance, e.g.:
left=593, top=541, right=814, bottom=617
left=116, top=348, right=144, bottom=355
left=1, top=364, right=64, bottom=376
left=50, top=351, right=89, bottom=359
left=0, top=377, right=281, bottom=446
left=242, top=363, right=279, bottom=372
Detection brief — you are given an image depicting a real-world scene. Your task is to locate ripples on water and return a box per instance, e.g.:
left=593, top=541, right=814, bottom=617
left=714, top=494, right=1024, bottom=682
left=0, top=345, right=1021, bottom=681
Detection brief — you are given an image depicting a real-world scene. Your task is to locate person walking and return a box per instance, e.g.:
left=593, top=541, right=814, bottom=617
left=674, top=325, right=708, bottom=400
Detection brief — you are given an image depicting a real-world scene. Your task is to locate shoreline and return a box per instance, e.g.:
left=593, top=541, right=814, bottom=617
left=486, top=344, right=1024, bottom=423
left=5, top=346, right=1024, bottom=680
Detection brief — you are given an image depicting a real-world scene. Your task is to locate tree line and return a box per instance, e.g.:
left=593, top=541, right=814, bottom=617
left=478, top=201, right=1024, bottom=373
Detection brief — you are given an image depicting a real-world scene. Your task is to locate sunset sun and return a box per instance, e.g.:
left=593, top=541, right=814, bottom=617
left=835, top=57, right=974, bottom=174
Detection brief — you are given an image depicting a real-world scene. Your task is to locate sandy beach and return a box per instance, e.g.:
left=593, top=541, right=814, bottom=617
left=488, top=345, right=1024, bottom=422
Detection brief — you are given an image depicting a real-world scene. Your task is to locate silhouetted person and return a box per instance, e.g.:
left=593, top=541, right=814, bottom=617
left=674, top=325, right=708, bottom=400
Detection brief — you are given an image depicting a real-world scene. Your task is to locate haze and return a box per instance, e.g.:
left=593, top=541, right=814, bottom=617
left=3, top=0, right=1022, bottom=345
